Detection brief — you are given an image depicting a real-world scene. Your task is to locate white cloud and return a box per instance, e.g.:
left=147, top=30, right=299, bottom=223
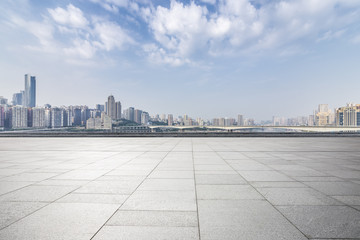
left=93, top=21, right=135, bottom=51
left=5, top=3, right=136, bottom=65
left=48, top=4, right=88, bottom=28
left=142, top=0, right=360, bottom=65
left=199, top=0, right=216, bottom=4
left=64, top=39, right=96, bottom=59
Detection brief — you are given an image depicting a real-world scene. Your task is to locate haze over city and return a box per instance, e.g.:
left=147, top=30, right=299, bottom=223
left=1, top=0, right=360, bottom=120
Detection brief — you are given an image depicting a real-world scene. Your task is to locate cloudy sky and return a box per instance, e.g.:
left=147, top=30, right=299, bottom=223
left=1, top=0, right=360, bottom=120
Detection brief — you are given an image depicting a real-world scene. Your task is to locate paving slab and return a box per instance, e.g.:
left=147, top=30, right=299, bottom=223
left=93, top=226, right=199, bottom=240
left=0, top=137, right=360, bottom=240
left=121, top=190, right=197, bottom=211
left=0, top=185, right=78, bottom=202
left=258, top=187, right=342, bottom=205
left=0, top=202, right=47, bottom=229
left=198, top=199, right=308, bottom=240
left=107, top=210, right=198, bottom=227
left=195, top=174, right=246, bottom=185
left=197, top=185, right=263, bottom=200
left=277, top=205, right=360, bottom=239
left=0, top=202, right=119, bottom=240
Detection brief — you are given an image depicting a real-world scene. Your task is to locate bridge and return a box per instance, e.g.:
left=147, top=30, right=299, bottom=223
left=149, top=125, right=360, bottom=132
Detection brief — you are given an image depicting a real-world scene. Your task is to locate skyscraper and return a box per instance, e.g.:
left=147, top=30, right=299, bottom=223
left=24, top=74, right=36, bottom=107
left=168, top=114, right=173, bottom=126
left=107, top=95, right=116, bottom=120
left=126, top=107, right=135, bottom=121
left=141, top=111, right=149, bottom=125
left=0, top=106, right=5, bottom=127
left=116, top=101, right=122, bottom=120
left=237, top=115, right=244, bottom=126
left=12, top=91, right=24, bottom=106
left=134, top=109, right=142, bottom=124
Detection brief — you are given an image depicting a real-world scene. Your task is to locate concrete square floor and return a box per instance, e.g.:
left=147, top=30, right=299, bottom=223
left=0, top=137, right=359, bottom=239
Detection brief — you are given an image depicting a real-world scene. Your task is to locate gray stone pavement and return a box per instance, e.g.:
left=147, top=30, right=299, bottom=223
left=0, top=137, right=359, bottom=240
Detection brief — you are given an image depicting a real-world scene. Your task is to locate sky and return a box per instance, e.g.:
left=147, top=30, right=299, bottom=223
left=1, top=0, right=360, bottom=121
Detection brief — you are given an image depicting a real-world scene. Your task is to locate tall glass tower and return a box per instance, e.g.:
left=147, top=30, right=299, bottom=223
left=24, top=74, right=36, bottom=107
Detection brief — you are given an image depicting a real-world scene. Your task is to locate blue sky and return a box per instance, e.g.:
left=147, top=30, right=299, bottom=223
left=1, top=0, right=360, bottom=120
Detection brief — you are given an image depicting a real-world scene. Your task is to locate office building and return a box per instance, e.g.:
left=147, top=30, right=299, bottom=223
left=24, top=74, right=36, bottom=107
left=12, top=91, right=24, bottom=106
left=134, top=109, right=142, bottom=124
left=0, top=96, right=8, bottom=105
left=0, top=106, right=5, bottom=127
left=116, top=101, right=121, bottom=120
left=168, top=114, right=173, bottom=126
left=336, top=103, right=360, bottom=126
left=160, top=114, right=166, bottom=122
left=237, top=115, right=244, bottom=126
left=141, top=111, right=149, bottom=125
left=96, top=104, right=105, bottom=112
left=315, top=104, right=332, bottom=126
left=81, top=107, right=90, bottom=125
left=125, top=107, right=135, bottom=121
left=107, top=95, right=116, bottom=120
left=225, top=118, right=235, bottom=126
left=11, top=106, right=28, bottom=129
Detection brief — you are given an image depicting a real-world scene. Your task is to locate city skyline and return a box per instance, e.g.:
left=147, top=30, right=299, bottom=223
left=1, top=74, right=356, bottom=123
left=1, top=0, right=360, bottom=120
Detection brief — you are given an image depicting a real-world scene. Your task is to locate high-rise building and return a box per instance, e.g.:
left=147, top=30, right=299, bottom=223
left=24, top=74, right=36, bottom=107
left=86, top=117, right=102, bottom=129
left=44, top=108, right=51, bottom=128
left=237, top=115, right=244, bottom=126
left=101, top=112, right=112, bottom=130
left=225, top=118, right=235, bottom=126
left=315, top=104, right=332, bottom=126
left=12, top=91, right=24, bottom=106
left=0, top=96, right=8, bottom=105
left=125, top=107, right=135, bottom=121
left=134, top=109, right=142, bottom=124
left=116, top=101, right=122, bottom=120
left=81, top=107, right=90, bottom=125
left=11, top=106, right=28, bottom=129
left=27, top=108, right=33, bottom=127
left=160, top=114, right=166, bottom=122
left=51, top=108, right=66, bottom=128
left=336, top=103, right=360, bottom=126
left=106, top=95, right=116, bottom=120
left=0, top=106, right=5, bottom=127
left=168, top=114, right=173, bottom=126
left=212, top=118, right=219, bottom=126
left=141, top=111, right=149, bottom=125
left=308, top=114, right=315, bottom=126
left=32, top=107, right=46, bottom=128
left=96, top=104, right=105, bottom=112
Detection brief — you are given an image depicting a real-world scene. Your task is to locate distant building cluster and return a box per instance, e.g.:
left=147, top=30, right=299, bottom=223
left=1, top=74, right=360, bottom=131
left=272, top=103, right=360, bottom=127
